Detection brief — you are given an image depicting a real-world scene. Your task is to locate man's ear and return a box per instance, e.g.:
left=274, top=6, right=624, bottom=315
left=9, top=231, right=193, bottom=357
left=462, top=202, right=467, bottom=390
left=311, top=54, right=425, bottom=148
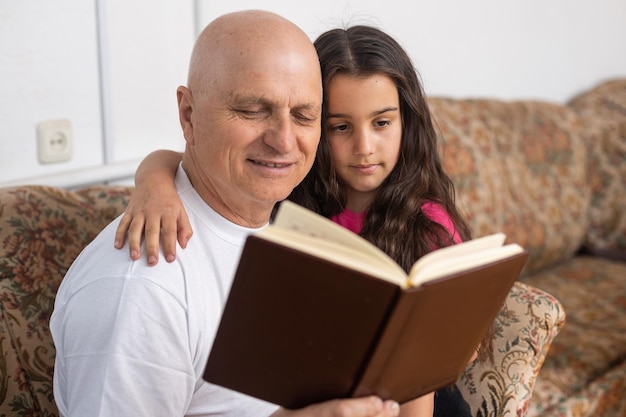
left=177, top=86, right=195, bottom=145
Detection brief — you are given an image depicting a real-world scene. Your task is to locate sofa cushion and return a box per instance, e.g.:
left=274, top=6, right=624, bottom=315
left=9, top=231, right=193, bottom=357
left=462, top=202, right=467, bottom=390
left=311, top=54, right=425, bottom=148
left=0, top=185, right=132, bottom=416
left=568, top=79, right=626, bottom=253
left=522, top=256, right=626, bottom=417
left=429, top=98, right=590, bottom=274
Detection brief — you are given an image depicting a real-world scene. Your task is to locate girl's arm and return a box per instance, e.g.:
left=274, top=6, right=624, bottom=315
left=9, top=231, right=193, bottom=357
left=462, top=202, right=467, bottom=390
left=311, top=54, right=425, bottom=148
left=114, top=150, right=190, bottom=265
left=398, top=392, right=434, bottom=417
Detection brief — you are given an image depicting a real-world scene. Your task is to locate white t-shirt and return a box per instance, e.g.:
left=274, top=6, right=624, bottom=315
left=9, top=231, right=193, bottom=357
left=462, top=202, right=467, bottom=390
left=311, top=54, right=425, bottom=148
left=50, top=166, right=280, bottom=417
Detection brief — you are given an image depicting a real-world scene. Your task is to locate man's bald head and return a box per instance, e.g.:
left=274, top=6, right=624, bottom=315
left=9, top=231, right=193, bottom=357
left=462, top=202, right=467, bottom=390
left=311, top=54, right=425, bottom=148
left=187, top=10, right=320, bottom=93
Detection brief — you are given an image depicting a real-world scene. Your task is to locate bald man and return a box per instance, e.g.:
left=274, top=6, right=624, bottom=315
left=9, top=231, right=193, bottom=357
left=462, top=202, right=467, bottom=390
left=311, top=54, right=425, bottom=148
left=50, top=10, right=400, bottom=417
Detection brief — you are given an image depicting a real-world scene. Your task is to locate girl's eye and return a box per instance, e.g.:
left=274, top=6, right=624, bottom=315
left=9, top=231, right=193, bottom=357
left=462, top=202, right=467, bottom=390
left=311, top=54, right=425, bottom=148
left=329, top=124, right=349, bottom=132
left=375, top=120, right=391, bottom=127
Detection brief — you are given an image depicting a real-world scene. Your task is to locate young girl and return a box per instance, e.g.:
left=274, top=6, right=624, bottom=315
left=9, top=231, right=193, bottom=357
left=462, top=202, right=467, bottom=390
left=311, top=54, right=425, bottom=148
left=115, top=25, right=478, bottom=417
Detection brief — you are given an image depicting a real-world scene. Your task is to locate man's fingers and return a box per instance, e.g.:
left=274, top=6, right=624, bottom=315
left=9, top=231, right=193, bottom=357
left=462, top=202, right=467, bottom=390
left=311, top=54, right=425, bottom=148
left=272, top=396, right=399, bottom=417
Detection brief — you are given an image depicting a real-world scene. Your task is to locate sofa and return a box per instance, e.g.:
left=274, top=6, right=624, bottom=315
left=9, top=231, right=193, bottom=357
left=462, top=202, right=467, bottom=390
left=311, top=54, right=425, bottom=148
left=431, top=78, right=626, bottom=416
left=0, top=78, right=623, bottom=417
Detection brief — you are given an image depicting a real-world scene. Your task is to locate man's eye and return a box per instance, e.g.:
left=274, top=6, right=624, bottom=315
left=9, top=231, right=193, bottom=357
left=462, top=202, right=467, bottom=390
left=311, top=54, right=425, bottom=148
left=234, top=109, right=270, bottom=121
left=238, top=110, right=262, bottom=118
left=294, top=114, right=316, bottom=125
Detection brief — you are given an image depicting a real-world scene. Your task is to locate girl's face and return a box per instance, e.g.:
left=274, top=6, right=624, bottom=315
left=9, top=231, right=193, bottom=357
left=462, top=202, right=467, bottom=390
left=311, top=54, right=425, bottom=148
left=325, top=73, right=402, bottom=212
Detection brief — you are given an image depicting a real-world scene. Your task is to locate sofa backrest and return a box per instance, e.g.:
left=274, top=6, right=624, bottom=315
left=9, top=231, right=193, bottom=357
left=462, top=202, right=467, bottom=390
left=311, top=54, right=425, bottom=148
left=0, top=185, right=132, bottom=416
left=568, top=79, right=626, bottom=253
left=429, top=98, right=590, bottom=274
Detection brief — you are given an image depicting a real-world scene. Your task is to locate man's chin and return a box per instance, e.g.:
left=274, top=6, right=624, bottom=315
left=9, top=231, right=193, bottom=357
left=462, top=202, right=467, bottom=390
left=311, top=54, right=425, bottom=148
left=255, top=193, right=291, bottom=207
left=254, top=183, right=299, bottom=203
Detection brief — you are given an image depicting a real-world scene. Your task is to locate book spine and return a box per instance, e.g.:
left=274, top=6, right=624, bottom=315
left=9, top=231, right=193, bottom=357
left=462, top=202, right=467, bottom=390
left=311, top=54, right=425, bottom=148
left=352, top=289, right=420, bottom=399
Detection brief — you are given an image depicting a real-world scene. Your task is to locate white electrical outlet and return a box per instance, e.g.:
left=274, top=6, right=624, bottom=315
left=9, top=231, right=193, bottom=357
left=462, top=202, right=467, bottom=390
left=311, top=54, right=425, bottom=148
left=37, top=119, right=73, bottom=164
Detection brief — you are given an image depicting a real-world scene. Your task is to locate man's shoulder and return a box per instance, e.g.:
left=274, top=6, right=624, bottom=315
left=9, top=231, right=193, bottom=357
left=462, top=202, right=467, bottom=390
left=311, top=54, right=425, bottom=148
left=60, top=219, right=187, bottom=300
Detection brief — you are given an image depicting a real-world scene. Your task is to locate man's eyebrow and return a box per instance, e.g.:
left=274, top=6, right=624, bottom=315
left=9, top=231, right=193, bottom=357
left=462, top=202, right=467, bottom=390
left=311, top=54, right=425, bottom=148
left=293, top=102, right=321, bottom=112
left=229, top=95, right=267, bottom=106
left=230, top=95, right=319, bottom=111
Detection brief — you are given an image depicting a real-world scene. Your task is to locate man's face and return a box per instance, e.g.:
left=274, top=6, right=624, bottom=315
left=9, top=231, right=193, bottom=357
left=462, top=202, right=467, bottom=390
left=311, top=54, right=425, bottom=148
left=180, top=49, right=322, bottom=224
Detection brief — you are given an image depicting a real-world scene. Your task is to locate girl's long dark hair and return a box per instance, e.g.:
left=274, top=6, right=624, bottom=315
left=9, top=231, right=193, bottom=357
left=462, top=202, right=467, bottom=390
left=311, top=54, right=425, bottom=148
left=288, top=25, right=472, bottom=272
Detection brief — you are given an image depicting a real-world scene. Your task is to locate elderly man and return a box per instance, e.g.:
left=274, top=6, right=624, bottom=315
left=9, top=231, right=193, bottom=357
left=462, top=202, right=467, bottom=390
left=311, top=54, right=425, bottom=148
left=50, top=9, right=400, bottom=417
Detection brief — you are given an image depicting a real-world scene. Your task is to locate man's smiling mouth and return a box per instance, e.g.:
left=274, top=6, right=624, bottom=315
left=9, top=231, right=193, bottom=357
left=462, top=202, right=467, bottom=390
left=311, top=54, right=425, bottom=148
left=252, top=160, right=291, bottom=168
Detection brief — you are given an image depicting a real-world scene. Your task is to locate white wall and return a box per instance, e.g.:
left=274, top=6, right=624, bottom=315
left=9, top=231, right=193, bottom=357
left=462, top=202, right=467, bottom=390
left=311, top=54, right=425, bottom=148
left=198, top=0, right=626, bottom=101
left=0, top=0, right=103, bottom=185
left=100, top=0, right=193, bottom=164
left=0, top=0, right=194, bottom=187
left=1, top=0, right=625, bottom=187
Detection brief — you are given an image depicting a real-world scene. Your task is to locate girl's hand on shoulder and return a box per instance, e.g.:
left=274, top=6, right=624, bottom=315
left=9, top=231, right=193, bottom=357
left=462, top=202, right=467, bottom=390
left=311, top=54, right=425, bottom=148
left=114, top=185, right=192, bottom=265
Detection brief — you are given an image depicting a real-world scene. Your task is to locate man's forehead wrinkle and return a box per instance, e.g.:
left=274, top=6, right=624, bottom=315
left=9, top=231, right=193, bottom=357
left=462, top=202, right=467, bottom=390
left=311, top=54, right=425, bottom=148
left=227, top=91, right=266, bottom=105
left=227, top=91, right=318, bottom=110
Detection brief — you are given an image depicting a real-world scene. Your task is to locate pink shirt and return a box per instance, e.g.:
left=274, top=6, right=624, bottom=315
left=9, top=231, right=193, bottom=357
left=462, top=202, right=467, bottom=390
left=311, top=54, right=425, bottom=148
left=331, top=202, right=462, bottom=243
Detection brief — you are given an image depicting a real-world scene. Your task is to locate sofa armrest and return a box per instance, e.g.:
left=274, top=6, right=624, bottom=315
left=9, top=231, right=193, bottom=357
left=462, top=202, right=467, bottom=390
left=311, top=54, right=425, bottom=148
left=568, top=79, right=626, bottom=254
left=457, top=281, right=566, bottom=417
left=0, top=185, right=132, bottom=415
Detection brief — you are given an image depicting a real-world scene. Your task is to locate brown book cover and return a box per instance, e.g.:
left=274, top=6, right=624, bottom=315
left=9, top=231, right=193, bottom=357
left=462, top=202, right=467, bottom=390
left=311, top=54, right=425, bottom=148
left=203, top=202, right=528, bottom=408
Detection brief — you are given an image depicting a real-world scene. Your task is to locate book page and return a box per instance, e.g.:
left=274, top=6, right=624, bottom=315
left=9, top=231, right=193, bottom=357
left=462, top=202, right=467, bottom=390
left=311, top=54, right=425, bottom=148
left=408, top=233, right=506, bottom=276
left=409, top=243, right=524, bottom=286
left=273, top=201, right=405, bottom=278
left=256, top=226, right=408, bottom=287
left=407, top=233, right=509, bottom=286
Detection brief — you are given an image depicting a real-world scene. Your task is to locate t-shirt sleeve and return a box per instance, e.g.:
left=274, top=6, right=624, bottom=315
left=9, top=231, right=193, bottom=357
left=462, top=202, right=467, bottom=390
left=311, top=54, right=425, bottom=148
left=421, top=202, right=463, bottom=244
left=52, top=275, right=195, bottom=417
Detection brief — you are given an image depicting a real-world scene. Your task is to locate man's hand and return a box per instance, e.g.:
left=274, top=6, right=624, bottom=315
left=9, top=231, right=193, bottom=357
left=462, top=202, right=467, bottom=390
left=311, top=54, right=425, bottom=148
left=271, top=396, right=400, bottom=417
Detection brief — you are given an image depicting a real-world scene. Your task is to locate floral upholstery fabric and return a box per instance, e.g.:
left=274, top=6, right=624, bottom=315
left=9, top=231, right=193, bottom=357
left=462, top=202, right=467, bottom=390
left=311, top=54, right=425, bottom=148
left=568, top=79, right=626, bottom=252
left=523, top=257, right=626, bottom=417
left=0, top=185, right=133, bottom=416
left=429, top=97, right=590, bottom=275
left=457, top=282, right=565, bottom=417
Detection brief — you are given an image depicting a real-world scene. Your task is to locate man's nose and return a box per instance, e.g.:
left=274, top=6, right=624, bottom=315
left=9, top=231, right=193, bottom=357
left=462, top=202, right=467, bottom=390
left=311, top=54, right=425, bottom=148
left=263, top=114, right=296, bottom=153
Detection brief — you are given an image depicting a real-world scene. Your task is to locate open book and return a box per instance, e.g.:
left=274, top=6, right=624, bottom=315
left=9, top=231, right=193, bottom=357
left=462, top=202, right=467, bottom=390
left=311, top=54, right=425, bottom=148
left=204, top=201, right=528, bottom=408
